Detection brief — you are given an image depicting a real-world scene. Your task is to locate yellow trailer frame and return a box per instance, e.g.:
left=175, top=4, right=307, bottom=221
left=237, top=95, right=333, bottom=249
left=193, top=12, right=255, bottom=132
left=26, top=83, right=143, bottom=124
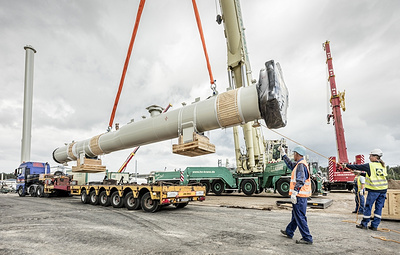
left=70, top=183, right=206, bottom=212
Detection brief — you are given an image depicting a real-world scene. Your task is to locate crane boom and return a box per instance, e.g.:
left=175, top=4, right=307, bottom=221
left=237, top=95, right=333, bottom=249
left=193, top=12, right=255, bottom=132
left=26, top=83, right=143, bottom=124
left=323, top=41, right=349, bottom=164
left=219, top=0, right=288, bottom=173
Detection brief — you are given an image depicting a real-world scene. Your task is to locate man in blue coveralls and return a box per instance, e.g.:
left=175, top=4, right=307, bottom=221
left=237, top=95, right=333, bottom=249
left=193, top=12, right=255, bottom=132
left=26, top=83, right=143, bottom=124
left=280, top=145, right=313, bottom=245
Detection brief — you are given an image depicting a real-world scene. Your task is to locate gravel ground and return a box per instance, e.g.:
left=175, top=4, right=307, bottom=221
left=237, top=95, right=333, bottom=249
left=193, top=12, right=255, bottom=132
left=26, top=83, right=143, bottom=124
left=0, top=192, right=399, bottom=255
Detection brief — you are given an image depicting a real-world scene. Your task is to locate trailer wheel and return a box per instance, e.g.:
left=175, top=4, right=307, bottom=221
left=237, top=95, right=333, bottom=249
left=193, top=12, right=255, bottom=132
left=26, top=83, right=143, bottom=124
left=81, top=191, right=90, bottom=204
left=111, top=191, right=124, bottom=208
left=36, top=185, right=44, bottom=197
left=124, top=191, right=141, bottom=210
left=29, top=186, right=37, bottom=197
left=211, top=180, right=224, bottom=196
left=200, top=181, right=210, bottom=194
left=276, top=178, right=290, bottom=197
left=241, top=179, right=256, bottom=196
left=18, top=186, right=25, bottom=197
left=99, top=191, right=111, bottom=207
left=89, top=191, right=99, bottom=205
left=141, top=192, right=160, bottom=213
left=174, top=202, right=188, bottom=209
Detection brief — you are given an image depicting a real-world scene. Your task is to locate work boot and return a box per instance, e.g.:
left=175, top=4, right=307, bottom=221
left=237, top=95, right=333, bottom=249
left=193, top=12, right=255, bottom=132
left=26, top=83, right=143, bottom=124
left=296, top=238, right=313, bottom=245
left=368, top=226, right=378, bottom=231
left=356, top=224, right=368, bottom=230
left=280, top=230, right=292, bottom=239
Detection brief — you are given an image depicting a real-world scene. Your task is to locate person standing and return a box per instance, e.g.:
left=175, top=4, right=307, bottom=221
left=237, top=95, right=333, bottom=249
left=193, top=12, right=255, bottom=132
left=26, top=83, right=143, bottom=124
left=353, top=172, right=365, bottom=214
left=343, top=149, right=387, bottom=231
left=280, top=146, right=313, bottom=244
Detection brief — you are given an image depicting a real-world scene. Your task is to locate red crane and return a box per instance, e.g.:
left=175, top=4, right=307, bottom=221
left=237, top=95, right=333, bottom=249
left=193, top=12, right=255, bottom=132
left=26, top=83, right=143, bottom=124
left=323, top=40, right=349, bottom=164
left=323, top=41, right=364, bottom=191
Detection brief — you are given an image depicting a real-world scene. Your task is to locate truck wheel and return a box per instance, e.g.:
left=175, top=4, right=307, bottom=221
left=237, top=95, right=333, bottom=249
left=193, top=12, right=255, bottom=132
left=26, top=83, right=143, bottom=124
left=124, top=191, right=141, bottom=210
left=29, top=186, right=37, bottom=197
left=211, top=180, right=225, bottom=196
left=174, top=202, right=188, bottom=209
left=241, top=179, right=256, bottom=196
left=36, top=185, right=44, bottom=197
left=81, top=191, right=90, bottom=204
left=141, top=192, right=160, bottom=213
left=99, top=191, right=111, bottom=207
left=18, top=186, right=25, bottom=197
left=200, top=181, right=210, bottom=194
left=276, top=178, right=290, bottom=197
left=111, top=191, right=124, bottom=208
left=89, top=191, right=99, bottom=205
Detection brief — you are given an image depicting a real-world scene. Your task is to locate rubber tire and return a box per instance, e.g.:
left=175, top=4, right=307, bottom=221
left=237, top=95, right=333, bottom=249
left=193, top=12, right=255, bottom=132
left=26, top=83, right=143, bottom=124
left=211, top=180, right=225, bottom=196
left=18, top=186, right=25, bottom=197
left=111, top=191, right=124, bottom=208
left=89, top=190, right=99, bottom=205
left=81, top=191, right=90, bottom=204
left=174, top=202, right=189, bottom=209
left=200, top=181, right=210, bottom=194
left=276, top=178, right=290, bottom=197
left=29, top=186, right=37, bottom=197
left=241, top=179, right=256, bottom=196
left=311, top=179, right=316, bottom=195
left=36, top=185, right=44, bottom=197
left=99, top=191, right=111, bottom=207
left=124, top=191, right=141, bottom=210
left=141, top=192, right=160, bottom=213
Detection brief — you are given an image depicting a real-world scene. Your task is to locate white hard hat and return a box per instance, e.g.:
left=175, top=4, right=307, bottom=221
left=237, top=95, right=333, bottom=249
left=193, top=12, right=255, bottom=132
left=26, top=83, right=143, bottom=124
left=370, top=148, right=383, bottom=157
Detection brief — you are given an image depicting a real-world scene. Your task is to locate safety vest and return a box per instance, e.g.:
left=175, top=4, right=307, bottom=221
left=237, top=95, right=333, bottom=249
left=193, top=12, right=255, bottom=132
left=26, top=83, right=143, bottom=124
left=365, top=162, right=388, bottom=190
left=289, top=159, right=311, bottom=197
left=354, top=176, right=362, bottom=190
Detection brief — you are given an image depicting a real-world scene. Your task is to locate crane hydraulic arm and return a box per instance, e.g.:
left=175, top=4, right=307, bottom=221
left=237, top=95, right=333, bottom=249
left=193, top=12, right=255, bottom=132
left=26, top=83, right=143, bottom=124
left=323, top=41, right=349, bottom=164
left=218, top=0, right=288, bottom=174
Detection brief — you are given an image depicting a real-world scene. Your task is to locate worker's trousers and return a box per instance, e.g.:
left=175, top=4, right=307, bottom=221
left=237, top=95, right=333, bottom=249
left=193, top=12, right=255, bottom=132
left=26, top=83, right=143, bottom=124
left=354, top=186, right=365, bottom=213
left=285, top=197, right=313, bottom=242
left=361, top=190, right=387, bottom=228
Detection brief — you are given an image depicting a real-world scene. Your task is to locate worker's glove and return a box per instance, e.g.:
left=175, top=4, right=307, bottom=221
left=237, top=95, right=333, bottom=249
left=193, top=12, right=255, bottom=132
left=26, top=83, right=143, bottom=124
left=279, top=145, right=286, bottom=156
left=359, top=189, right=365, bottom=196
left=291, top=191, right=298, bottom=204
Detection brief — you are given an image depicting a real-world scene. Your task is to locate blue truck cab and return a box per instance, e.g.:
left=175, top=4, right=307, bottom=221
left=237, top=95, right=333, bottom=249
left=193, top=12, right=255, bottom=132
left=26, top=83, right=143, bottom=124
left=15, top=162, right=50, bottom=196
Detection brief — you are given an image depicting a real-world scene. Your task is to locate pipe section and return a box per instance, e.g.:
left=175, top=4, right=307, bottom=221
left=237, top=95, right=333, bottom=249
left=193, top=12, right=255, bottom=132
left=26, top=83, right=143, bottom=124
left=53, top=85, right=261, bottom=164
left=53, top=59, right=288, bottom=164
left=21, top=45, right=36, bottom=163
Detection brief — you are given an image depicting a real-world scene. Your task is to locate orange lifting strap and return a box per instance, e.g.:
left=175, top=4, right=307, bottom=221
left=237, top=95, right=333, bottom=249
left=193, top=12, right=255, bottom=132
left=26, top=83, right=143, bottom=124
left=192, top=0, right=216, bottom=87
left=108, top=0, right=146, bottom=131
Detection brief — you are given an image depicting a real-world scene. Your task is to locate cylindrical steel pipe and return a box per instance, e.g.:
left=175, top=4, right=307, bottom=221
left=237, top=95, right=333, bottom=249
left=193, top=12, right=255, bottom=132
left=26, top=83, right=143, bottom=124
left=21, top=45, right=36, bottom=163
left=53, top=59, right=289, bottom=164
left=53, top=85, right=262, bottom=164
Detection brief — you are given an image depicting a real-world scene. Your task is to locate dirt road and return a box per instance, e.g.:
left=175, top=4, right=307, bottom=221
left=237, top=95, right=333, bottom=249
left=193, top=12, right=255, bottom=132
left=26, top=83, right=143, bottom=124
left=1, top=192, right=399, bottom=255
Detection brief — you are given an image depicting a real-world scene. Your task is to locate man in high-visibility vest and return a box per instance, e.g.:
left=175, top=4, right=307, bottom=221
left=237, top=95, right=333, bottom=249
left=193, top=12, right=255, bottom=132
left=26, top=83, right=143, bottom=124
left=352, top=172, right=365, bottom=214
left=280, top=145, right=313, bottom=245
left=343, top=149, right=387, bottom=231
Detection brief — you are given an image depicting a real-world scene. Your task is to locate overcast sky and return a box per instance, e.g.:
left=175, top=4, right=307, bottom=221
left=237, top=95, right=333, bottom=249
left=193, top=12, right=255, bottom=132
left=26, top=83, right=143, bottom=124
left=1, top=0, right=399, bottom=176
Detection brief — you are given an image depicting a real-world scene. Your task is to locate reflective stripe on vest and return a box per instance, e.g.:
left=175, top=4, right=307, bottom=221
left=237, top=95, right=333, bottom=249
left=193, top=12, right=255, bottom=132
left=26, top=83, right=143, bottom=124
left=289, top=159, right=311, bottom=197
left=365, top=162, right=388, bottom=190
